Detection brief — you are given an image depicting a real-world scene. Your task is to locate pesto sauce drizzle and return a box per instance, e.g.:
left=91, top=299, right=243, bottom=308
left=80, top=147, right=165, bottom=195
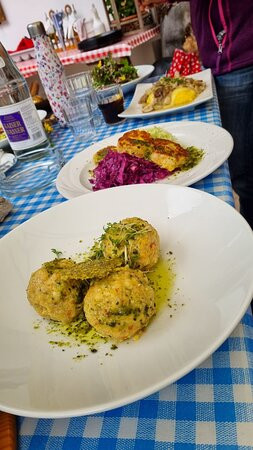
left=181, top=146, right=204, bottom=171
left=147, top=257, right=176, bottom=310
left=40, top=257, right=175, bottom=352
left=46, top=315, right=107, bottom=351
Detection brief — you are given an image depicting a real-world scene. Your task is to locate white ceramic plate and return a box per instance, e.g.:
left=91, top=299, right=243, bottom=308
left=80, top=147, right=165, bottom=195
left=118, top=69, right=213, bottom=119
left=56, top=121, right=233, bottom=199
left=0, top=184, right=252, bottom=418
left=121, top=65, right=154, bottom=94
left=37, top=109, right=47, bottom=121
left=0, top=150, right=17, bottom=173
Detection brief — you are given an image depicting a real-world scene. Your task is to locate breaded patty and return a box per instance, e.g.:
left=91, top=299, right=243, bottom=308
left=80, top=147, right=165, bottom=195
left=116, top=130, right=188, bottom=172
left=150, top=138, right=189, bottom=171
left=84, top=267, right=156, bottom=341
left=117, top=130, right=153, bottom=158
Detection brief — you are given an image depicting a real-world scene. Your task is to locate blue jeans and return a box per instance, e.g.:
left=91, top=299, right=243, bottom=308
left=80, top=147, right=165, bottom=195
left=215, top=65, right=253, bottom=228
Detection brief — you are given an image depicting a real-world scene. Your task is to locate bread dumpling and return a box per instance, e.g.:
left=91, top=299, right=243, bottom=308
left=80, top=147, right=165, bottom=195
left=98, top=217, right=160, bottom=270
left=84, top=267, right=156, bottom=341
left=27, top=259, right=84, bottom=323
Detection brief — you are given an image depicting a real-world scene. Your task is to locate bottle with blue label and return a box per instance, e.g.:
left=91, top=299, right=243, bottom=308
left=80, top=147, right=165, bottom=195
left=0, top=41, right=48, bottom=161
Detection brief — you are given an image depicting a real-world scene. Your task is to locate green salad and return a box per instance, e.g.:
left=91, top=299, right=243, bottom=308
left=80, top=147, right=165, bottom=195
left=91, top=53, right=138, bottom=88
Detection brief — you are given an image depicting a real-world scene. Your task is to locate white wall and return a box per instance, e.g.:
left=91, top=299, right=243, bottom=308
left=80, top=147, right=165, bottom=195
left=0, top=0, right=109, bottom=51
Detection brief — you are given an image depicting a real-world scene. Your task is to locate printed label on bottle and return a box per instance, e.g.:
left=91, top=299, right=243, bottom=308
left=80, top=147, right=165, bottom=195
left=0, top=112, right=29, bottom=142
left=0, top=98, right=47, bottom=151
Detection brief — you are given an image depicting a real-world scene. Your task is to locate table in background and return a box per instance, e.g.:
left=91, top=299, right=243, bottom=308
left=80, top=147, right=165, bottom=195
left=16, top=26, right=160, bottom=78
left=1, top=88, right=252, bottom=449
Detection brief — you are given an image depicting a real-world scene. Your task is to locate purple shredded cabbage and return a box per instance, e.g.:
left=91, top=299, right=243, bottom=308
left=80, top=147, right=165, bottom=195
left=89, top=150, right=170, bottom=191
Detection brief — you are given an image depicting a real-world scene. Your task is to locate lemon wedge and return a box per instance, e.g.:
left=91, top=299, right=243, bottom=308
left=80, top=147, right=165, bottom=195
left=146, top=92, right=155, bottom=105
left=170, top=87, right=197, bottom=107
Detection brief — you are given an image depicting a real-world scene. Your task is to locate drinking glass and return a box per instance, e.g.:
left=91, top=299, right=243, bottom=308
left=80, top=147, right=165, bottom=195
left=65, top=72, right=102, bottom=128
left=63, top=95, right=96, bottom=143
left=0, top=145, right=65, bottom=196
left=95, top=84, right=125, bottom=125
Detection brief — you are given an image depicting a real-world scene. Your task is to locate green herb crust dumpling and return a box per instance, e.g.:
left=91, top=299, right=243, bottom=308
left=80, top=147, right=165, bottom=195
left=99, top=217, right=160, bottom=270
left=84, top=267, right=156, bottom=341
left=27, top=259, right=84, bottom=323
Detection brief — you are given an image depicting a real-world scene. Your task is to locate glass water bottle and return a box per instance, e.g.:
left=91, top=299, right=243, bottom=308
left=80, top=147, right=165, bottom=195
left=0, top=42, right=49, bottom=161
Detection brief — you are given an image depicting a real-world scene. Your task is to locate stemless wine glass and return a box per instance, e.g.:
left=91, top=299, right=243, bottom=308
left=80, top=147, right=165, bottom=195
left=95, top=84, right=125, bottom=125
left=65, top=72, right=102, bottom=128
left=63, top=95, right=96, bottom=143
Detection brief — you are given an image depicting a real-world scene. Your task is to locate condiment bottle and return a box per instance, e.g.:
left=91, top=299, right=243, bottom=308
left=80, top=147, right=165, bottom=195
left=27, top=21, right=68, bottom=126
left=91, top=4, right=106, bottom=36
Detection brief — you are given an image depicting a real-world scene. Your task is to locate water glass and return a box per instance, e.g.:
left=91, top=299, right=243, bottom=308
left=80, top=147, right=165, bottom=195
left=63, top=95, right=96, bottom=143
left=95, top=84, right=125, bottom=125
left=65, top=72, right=102, bottom=128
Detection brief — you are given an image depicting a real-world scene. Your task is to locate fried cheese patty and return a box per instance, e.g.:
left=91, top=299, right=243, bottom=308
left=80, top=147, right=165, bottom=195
left=149, top=138, right=189, bottom=171
left=101, top=217, right=160, bottom=270
left=117, top=129, right=153, bottom=158
left=84, top=267, right=156, bottom=341
left=116, top=129, right=188, bottom=172
left=27, top=259, right=83, bottom=323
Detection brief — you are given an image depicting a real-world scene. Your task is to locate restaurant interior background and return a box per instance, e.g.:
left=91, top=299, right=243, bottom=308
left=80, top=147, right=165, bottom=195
left=0, top=0, right=162, bottom=97
left=0, top=0, right=109, bottom=51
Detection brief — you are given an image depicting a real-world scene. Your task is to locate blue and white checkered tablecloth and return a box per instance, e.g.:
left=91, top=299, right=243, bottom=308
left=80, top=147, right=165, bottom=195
left=1, top=89, right=253, bottom=449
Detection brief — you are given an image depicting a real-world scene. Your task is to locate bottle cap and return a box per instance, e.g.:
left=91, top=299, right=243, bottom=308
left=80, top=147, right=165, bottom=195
left=27, top=22, right=46, bottom=38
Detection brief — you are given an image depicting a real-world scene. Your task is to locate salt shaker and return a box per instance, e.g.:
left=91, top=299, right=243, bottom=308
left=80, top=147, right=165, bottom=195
left=27, top=21, right=68, bottom=126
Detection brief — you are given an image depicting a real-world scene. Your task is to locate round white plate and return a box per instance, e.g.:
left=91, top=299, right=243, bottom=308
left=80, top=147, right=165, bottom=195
left=119, top=69, right=213, bottom=119
left=121, top=65, right=154, bottom=94
left=56, top=121, right=233, bottom=199
left=0, top=150, right=17, bottom=173
left=37, top=109, right=47, bottom=121
left=0, top=184, right=252, bottom=418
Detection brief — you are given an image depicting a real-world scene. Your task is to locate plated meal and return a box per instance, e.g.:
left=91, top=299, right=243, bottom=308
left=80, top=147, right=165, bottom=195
left=91, top=53, right=154, bottom=94
left=56, top=121, right=234, bottom=199
left=1, top=184, right=252, bottom=418
left=27, top=217, right=172, bottom=344
left=139, top=76, right=206, bottom=112
left=91, top=53, right=138, bottom=88
left=90, top=126, right=204, bottom=191
left=118, top=69, right=213, bottom=119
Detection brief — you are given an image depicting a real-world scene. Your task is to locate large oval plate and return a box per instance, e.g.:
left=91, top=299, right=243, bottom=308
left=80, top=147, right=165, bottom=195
left=0, top=184, right=252, bottom=418
left=56, top=121, right=233, bottom=199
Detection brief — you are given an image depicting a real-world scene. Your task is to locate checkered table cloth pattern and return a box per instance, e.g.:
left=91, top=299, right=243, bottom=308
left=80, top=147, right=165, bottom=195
left=17, top=26, right=160, bottom=78
left=1, top=86, right=252, bottom=449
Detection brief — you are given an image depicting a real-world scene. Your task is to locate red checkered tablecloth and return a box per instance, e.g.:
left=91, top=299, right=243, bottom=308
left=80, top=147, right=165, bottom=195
left=17, top=26, right=160, bottom=78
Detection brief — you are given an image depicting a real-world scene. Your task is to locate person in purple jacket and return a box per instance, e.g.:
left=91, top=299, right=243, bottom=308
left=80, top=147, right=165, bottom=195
left=142, top=0, right=253, bottom=229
